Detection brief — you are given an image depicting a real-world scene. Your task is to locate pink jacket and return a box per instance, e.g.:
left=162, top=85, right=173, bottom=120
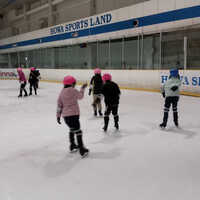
left=18, top=71, right=27, bottom=82
left=57, top=86, right=85, bottom=118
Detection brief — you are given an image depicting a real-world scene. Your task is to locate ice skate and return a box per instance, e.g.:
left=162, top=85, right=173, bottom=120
left=115, top=123, right=119, bottom=130
left=174, top=122, right=179, bottom=128
left=98, top=111, right=103, bottom=116
left=69, top=144, right=79, bottom=153
left=103, top=126, right=107, bottom=132
left=18, top=94, right=22, bottom=98
left=159, top=123, right=166, bottom=129
left=79, top=147, right=89, bottom=158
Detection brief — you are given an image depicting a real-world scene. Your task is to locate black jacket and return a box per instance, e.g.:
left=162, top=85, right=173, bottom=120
left=90, top=74, right=103, bottom=94
left=102, top=80, right=120, bottom=105
left=29, top=70, right=39, bottom=83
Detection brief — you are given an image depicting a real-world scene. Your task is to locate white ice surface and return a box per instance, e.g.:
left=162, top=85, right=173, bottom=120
left=0, top=80, right=200, bottom=200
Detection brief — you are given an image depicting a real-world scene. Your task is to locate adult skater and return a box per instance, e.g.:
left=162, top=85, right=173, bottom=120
left=89, top=68, right=103, bottom=116
left=56, top=75, right=89, bottom=157
left=28, top=67, right=39, bottom=95
left=160, top=68, right=181, bottom=128
left=102, top=73, right=121, bottom=132
left=17, top=67, right=28, bottom=97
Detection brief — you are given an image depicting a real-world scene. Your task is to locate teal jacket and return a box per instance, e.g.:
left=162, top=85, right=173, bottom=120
left=161, top=77, right=181, bottom=97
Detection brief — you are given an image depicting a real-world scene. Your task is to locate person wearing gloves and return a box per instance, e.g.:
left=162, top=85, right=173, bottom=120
left=56, top=75, right=89, bottom=158
left=160, top=68, right=181, bottom=128
left=17, top=67, right=28, bottom=97
left=102, top=73, right=121, bottom=132
left=88, top=68, right=103, bottom=116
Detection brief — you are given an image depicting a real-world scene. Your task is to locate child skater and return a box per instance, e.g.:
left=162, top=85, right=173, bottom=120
left=160, top=68, right=181, bottom=128
left=56, top=75, right=89, bottom=157
left=28, top=67, right=39, bottom=95
left=102, top=73, right=121, bottom=132
left=89, top=68, right=103, bottom=116
left=17, top=67, right=28, bottom=97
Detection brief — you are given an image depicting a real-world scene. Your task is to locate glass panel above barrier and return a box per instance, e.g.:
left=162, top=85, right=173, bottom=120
left=143, top=34, right=160, bottom=70
left=161, top=31, right=184, bottom=70
left=97, top=40, right=109, bottom=69
left=186, top=28, right=200, bottom=69
left=0, top=54, right=9, bottom=68
left=124, top=37, right=138, bottom=69
left=10, top=52, right=18, bottom=68
left=110, top=39, right=122, bottom=69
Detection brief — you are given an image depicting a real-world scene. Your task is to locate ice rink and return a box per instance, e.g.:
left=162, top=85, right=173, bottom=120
left=0, top=80, right=200, bottom=200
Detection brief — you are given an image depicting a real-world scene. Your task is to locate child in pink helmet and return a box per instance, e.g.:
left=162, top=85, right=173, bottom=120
left=28, top=67, right=39, bottom=95
left=88, top=68, right=103, bottom=116
left=102, top=73, right=121, bottom=132
left=17, top=67, right=28, bottom=97
left=56, top=75, right=89, bottom=158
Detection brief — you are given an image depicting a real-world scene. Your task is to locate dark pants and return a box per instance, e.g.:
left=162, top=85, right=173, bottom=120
left=63, top=115, right=84, bottom=150
left=104, top=104, right=119, bottom=117
left=162, top=96, right=179, bottom=126
left=63, top=115, right=82, bottom=134
left=104, top=104, right=119, bottom=130
left=29, top=81, right=37, bottom=95
left=19, top=82, right=27, bottom=96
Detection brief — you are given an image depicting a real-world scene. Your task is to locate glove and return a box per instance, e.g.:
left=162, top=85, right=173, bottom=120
left=171, top=86, right=178, bottom=91
left=88, top=88, right=92, bottom=95
left=57, top=117, right=61, bottom=124
left=81, top=83, right=87, bottom=89
left=162, top=92, right=165, bottom=98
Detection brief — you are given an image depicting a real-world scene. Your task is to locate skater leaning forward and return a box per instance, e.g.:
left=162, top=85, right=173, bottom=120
left=160, top=68, right=181, bottom=128
left=89, top=68, right=103, bottom=116
left=17, top=67, right=28, bottom=97
left=102, top=73, right=121, bottom=132
left=56, top=75, right=89, bottom=157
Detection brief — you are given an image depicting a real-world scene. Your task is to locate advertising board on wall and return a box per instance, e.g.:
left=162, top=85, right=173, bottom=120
left=0, top=69, right=17, bottom=78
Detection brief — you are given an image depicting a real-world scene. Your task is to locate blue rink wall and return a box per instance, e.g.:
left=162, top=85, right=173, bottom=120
left=1, top=68, right=200, bottom=97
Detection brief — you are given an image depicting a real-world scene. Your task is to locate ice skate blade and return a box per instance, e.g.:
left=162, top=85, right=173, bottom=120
left=70, top=149, right=78, bottom=153
left=160, top=126, right=165, bottom=129
left=81, top=151, right=89, bottom=158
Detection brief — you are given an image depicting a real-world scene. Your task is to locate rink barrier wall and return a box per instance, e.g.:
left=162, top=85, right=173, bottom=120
left=0, top=68, right=200, bottom=97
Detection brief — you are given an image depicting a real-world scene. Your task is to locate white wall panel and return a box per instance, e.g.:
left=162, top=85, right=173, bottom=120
left=158, top=0, right=175, bottom=13
left=143, top=0, right=158, bottom=16
left=183, top=0, right=197, bottom=8
left=131, top=3, right=144, bottom=18
left=192, top=0, right=200, bottom=6
left=175, top=0, right=187, bottom=9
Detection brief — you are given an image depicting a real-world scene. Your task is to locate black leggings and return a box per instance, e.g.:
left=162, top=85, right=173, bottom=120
left=164, top=96, right=179, bottom=113
left=63, top=115, right=82, bottom=134
left=19, top=82, right=27, bottom=95
left=29, top=81, right=37, bottom=95
left=104, top=104, right=119, bottom=117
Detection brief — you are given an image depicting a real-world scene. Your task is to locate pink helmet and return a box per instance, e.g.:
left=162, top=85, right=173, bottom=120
left=63, top=75, right=76, bottom=85
left=94, top=68, right=101, bottom=74
left=102, top=73, right=112, bottom=82
left=17, top=67, right=22, bottom=72
left=30, top=67, right=35, bottom=71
